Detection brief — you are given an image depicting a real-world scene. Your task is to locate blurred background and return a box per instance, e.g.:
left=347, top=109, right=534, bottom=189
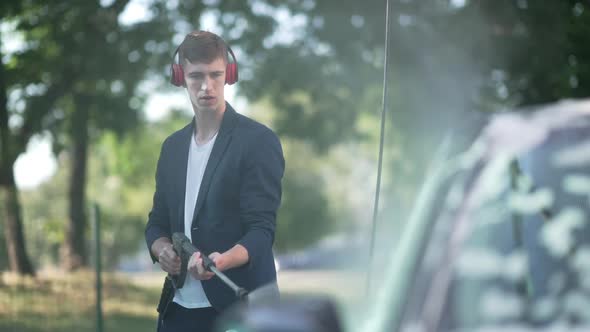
left=1, top=0, right=589, bottom=331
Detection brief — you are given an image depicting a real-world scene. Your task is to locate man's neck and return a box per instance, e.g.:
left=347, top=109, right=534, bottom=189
left=193, top=104, right=225, bottom=145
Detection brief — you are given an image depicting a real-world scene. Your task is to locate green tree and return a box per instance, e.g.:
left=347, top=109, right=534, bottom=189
left=11, top=0, right=175, bottom=270
left=19, top=110, right=190, bottom=268
left=216, top=0, right=590, bottom=240
left=1, top=0, right=38, bottom=276
left=88, top=111, right=190, bottom=267
left=455, top=1, right=590, bottom=105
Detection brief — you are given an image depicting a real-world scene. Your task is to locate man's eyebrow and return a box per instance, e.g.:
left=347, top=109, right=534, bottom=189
left=187, top=69, right=224, bottom=75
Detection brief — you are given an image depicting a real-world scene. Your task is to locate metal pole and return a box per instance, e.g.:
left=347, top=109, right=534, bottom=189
left=92, top=203, right=103, bottom=332
left=366, top=0, right=392, bottom=295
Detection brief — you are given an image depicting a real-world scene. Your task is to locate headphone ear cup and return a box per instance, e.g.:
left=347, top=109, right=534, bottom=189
left=170, top=63, right=185, bottom=87
left=225, top=63, right=238, bottom=85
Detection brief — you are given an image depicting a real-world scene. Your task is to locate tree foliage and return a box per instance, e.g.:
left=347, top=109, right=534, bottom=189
left=5, top=0, right=590, bottom=272
left=6, top=0, right=178, bottom=270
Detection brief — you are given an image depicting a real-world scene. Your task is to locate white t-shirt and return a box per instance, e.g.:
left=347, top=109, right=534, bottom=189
left=173, top=132, right=217, bottom=308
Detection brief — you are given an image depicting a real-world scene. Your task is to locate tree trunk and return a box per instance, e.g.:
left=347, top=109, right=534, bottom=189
left=61, top=105, right=89, bottom=270
left=0, top=169, right=36, bottom=275
left=0, top=51, right=35, bottom=276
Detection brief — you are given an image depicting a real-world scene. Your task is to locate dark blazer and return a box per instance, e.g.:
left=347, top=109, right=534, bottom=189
left=145, top=103, right=284, bottom=311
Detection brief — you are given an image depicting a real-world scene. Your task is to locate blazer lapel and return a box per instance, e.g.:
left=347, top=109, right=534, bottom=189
left=174, top=122, right=193, bottom=232
left=192, top=104, right=238, bottom=226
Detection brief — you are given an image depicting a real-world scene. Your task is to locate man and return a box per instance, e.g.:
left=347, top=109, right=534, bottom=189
left=145, top=31, right=284, bottom=332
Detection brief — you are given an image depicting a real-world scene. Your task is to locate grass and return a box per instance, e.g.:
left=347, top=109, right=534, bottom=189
left=0, top=270, right=161, bottom=332
left=0, top=269, right=364, bottom=332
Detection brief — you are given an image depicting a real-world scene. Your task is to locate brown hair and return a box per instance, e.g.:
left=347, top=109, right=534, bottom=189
left=178, top=31, right=228, bottom=66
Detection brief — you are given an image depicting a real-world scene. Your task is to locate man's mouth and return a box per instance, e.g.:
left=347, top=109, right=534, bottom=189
left=200, top=96, right=215, bottom=101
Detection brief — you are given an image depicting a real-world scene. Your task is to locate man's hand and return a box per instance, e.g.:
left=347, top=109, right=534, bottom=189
left=188, top=252, right=215, bottom=280
left=158, top=244, right=181, bottom=275
left=151, top=238, right=181, bottom=275
left=209, top=252, right=230, bottom=271
left=187, top=245, right=249, bottom=280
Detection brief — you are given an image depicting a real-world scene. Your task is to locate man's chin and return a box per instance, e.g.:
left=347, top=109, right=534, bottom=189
left=193, top=102, right=217, bottom=112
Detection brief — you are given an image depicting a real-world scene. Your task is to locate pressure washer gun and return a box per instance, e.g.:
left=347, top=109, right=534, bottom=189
left=170, top=232, right=249, bottom=300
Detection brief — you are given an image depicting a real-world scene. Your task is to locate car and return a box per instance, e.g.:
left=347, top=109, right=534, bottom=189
left=215, top=99, right=590, bottom=332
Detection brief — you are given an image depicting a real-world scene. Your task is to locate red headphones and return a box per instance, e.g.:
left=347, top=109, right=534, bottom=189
left=170, top=32, right=238, bottom=87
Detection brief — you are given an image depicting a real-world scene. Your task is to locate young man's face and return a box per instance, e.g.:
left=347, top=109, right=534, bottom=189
left=183, top=56, right=226, bottom=114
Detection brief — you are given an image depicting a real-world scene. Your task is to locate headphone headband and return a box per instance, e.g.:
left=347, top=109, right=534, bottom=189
left=169, top=31, right=238, bottom=87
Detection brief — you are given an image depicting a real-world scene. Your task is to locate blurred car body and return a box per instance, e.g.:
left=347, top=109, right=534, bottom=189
left=393, top=99, right=590, bottom=331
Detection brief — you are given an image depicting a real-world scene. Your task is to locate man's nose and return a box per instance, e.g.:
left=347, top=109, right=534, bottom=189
left=200, top=77, right=212, bottom=91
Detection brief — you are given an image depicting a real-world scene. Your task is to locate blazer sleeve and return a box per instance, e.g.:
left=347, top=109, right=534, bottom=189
left=237, top=129, right=285, bottom=269
left=145, top=139, right=171, bottom=263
